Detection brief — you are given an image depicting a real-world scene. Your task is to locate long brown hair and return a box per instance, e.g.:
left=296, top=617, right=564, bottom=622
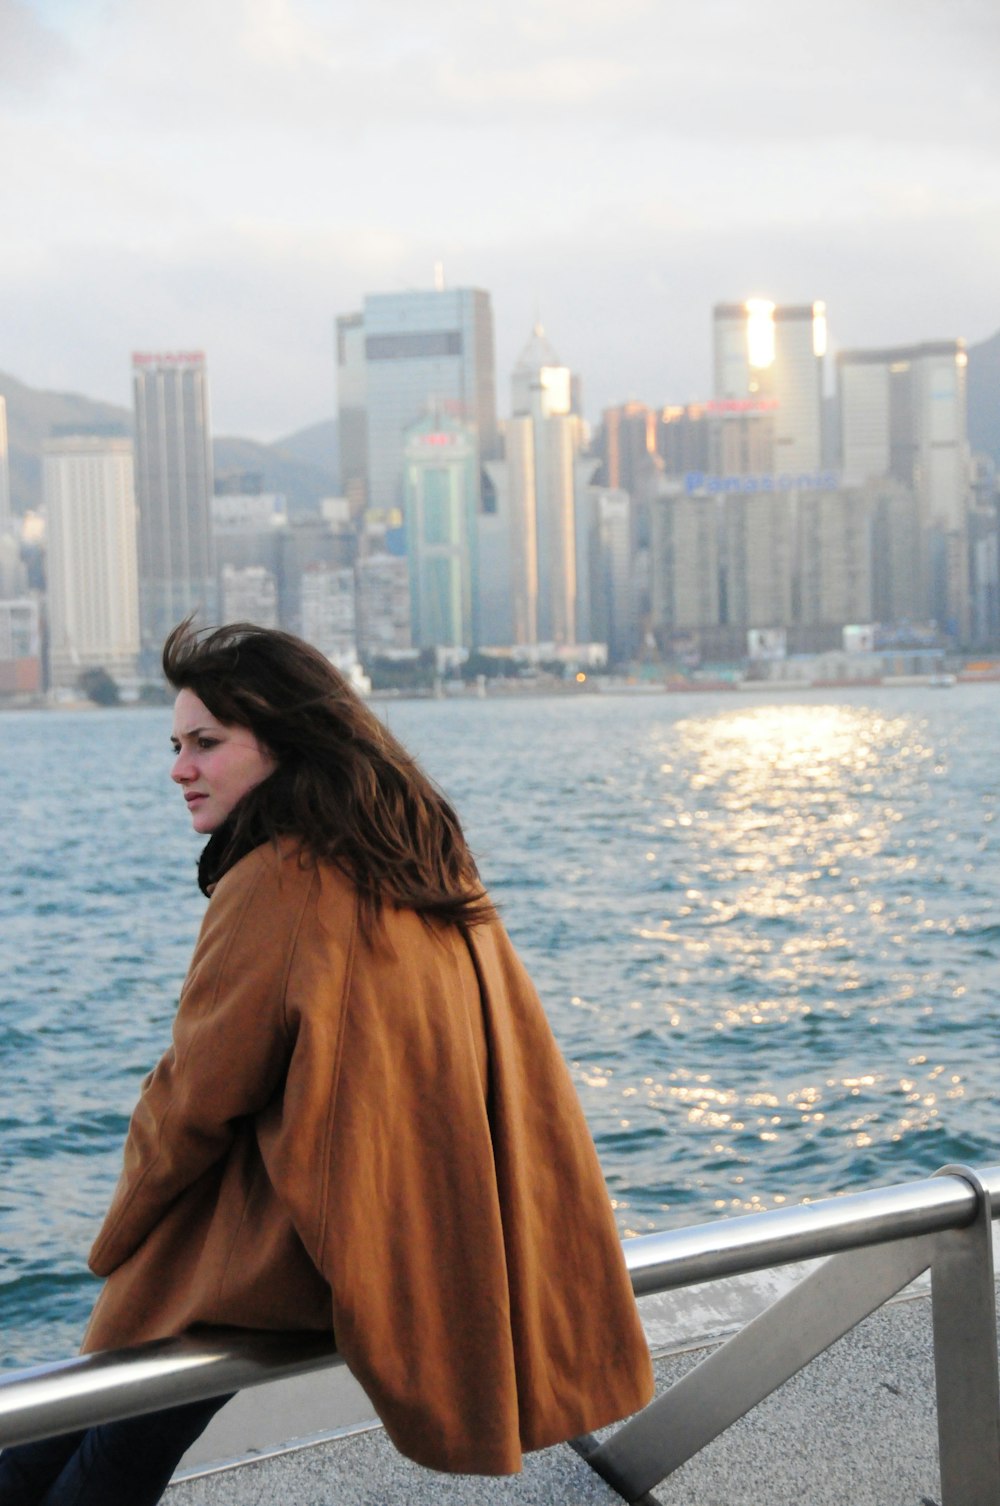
left=163, top=620, right=494, bottom=931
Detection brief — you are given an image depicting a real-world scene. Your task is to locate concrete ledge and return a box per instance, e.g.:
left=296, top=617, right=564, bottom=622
left=172, top=1231, right=1000, bottom=1500
left=168, top=1286, right=954, bottom=1505
left=174, top=1256, right=933, bottom=1479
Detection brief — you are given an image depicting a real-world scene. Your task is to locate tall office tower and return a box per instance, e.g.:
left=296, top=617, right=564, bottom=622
left=359, top=286, right=497, bottom=513
left=336, top=312, right=369, bottom=515
left=510, top=326, right=590, bottom=645
left=649, top=486, right=721, bottom=635
left=0, top=396, right=11, bottom=533
left=713, top=301, right=826, bottom=472
left=723, top=491, right=794, bottom=630
left=43, top=435, right=140, bottom=688
left=796, top=485, right=872, bottom=632
left=132, top=351, right=215, bottom=651
left=402, top=412, right=479, bottom=649
left=838, top=341, right=970, bottom=633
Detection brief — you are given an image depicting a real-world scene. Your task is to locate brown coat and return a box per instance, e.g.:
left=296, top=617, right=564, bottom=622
left=85, top=841, right=653, bottom=1474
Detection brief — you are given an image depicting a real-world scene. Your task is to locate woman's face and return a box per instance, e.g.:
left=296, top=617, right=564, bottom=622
left=170, top=688, right=276, bottom=834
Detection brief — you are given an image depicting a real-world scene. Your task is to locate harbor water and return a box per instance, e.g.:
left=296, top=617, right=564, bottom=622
left=2, top=685, right=1000, bottom=1369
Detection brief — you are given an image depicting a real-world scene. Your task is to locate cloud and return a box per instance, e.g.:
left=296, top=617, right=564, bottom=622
left=1, top=0, right=997, bottom=436
left=0, top=0, right=72, bottom=95
left=22, top=0, right=1000, bottom=147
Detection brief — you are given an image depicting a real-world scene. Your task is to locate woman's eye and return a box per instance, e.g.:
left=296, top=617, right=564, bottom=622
left=197, top=738, right=219, bottom=751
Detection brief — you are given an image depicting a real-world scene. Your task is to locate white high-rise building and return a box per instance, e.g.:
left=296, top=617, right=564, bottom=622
left=486, top=327, right=589, bottom=646
left=713, top=301, right=826, bottom=473
left=43, top=435, right=140, bottom=688
left=221, top=564, right=279, bottom=628
left=300, top=563, right=357, bottom=666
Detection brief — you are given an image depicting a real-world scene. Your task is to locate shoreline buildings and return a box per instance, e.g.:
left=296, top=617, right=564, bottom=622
left=2, top=287, right=989, bottom=700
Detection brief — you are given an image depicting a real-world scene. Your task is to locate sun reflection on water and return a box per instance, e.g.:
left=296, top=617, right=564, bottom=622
left=597, top=698, right=995, bottom=1231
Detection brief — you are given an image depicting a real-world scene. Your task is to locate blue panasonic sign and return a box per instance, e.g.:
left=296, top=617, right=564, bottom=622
left=684, top=471, right=840, bottom=494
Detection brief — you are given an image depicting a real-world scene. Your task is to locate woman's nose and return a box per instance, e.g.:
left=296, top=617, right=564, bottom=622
left=171, top=750, right=194, bottom=783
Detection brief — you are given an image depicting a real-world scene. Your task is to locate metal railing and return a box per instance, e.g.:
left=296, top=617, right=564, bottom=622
left=2, top=1162, right=999, bottom=1504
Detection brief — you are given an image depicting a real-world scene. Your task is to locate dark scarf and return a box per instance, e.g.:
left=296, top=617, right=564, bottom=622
left=197, top=772, right=293, bottom=896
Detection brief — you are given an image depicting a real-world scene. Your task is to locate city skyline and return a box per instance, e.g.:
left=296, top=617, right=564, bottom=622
left=2, top=0, right=998, bottom=441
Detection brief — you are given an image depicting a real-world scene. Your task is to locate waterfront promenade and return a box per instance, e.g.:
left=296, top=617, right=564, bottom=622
left=166, top=1269, right=957, bottom=1505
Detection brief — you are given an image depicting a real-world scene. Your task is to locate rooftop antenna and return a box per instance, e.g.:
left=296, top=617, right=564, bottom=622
left=433, top=261, right=445, bottom=292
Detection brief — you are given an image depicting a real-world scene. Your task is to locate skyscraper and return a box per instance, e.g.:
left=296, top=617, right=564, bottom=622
left=356, top=286, right=497, bottom=512
left=713, top=301, right=826, bottom=472
left=132, top=351, right=215, bottom=651
left=43, top=434, right=140, bottom=688
left=838, top=340, right=970, bottom=632
left=402, top=412, right=479, bottom=649
left=500, top=326, right=592, bottom=646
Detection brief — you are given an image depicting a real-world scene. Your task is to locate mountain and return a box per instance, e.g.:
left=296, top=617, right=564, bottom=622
left=0, top=371, right=338, bottom=517
left=968, top=329, right=1000, bottom=467
left=0, top=371, right=131, bottom=516
left=213, top=432, right=337, bottom=516
left=273, top=418, right=339, bottom=479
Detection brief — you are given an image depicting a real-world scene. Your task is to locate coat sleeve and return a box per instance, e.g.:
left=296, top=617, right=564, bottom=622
left=88, top=849, right=313, bottom=1278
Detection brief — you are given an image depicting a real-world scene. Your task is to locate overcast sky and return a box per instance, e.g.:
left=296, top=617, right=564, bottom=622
left=2, top=0, right=998, bottom=441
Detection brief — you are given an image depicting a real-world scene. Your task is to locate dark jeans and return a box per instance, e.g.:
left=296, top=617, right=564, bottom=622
left=0, top=1393, right=231, bottom=1506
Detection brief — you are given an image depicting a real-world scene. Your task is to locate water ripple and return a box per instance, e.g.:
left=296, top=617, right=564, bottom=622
left=3, top=688, right=1000, bottom=1364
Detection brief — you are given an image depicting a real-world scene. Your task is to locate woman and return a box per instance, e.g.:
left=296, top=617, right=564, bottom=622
left=0, top=622, right=653, bottom=1504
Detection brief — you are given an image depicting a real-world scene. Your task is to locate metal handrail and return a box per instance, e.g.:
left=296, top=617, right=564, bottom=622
left=2, top=1163, right=1000, bottom=1483
left=625, top=1162, right=997, bottom=1293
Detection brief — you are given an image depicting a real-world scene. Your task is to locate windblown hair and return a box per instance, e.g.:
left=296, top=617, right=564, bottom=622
left=163, top=620, right=494, bottom=931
